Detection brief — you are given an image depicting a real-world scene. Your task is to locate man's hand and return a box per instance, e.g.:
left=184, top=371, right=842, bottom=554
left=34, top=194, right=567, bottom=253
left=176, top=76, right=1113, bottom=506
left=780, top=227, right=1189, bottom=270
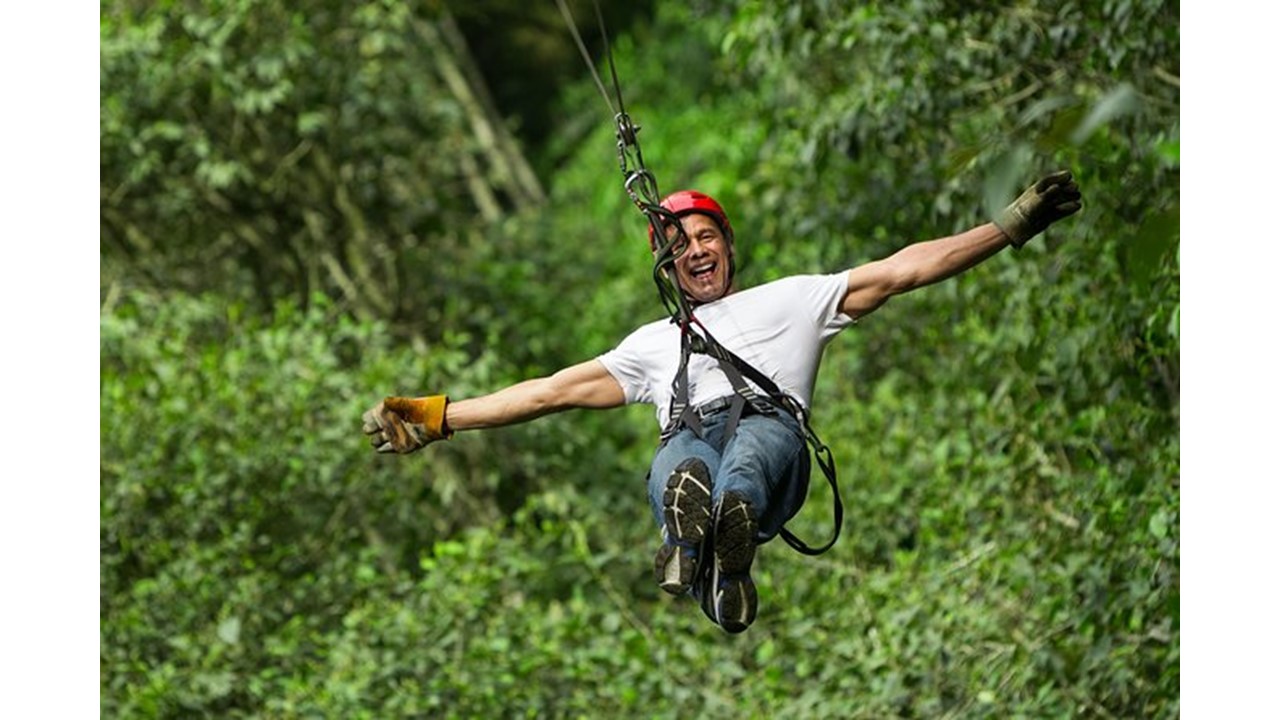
left=995, top=170, right=1083, bottom=248
left=362, top=395, right=452, bottom=454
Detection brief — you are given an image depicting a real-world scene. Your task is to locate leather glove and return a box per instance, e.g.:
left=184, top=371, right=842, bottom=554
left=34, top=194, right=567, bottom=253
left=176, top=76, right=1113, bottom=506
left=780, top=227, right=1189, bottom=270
left=362, top=395, right=452, bottom=454
left=995, top=170, right=1083, bottom=248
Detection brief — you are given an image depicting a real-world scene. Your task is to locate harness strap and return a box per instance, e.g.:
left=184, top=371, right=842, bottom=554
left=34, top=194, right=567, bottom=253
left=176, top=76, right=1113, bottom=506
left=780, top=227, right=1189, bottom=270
left=662, top=328, right=702, bottom=442
left=778, top=414, right=843, bottom=557
left=708, top=340, right=844, bottom=556
left=662, top=320, right=775, bottom=442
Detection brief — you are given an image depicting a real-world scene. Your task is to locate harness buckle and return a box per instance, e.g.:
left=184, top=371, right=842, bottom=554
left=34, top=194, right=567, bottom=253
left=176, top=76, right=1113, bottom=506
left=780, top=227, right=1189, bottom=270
left=694, top=395, right=734, bottom=420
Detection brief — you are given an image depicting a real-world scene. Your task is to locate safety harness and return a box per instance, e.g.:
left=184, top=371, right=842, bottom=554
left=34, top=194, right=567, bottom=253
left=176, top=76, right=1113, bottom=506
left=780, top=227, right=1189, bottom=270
left=557, top=0, right=843, bottom=555
left=658, top=313, right=844, bottom=556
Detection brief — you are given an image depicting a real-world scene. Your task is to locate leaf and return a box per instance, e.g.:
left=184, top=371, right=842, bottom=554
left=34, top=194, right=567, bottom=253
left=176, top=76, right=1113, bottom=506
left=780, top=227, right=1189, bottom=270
left=1071, top=84, right=1142, bottom=144
left=1038, top=104, right=1088, bottom=151
left=1123, top=206, right=1179, bottom=286
left=946, top=143, right=985, bottom=174
left=1155, top=139, right=1180, bottom=165
left=1148, top=510, right=1169, bottom=539
left=1018, top=94, right=1077, bottom=128
left=983, top=143, right=1034, bottom=219
left=217, top=616, right=241, bottom=645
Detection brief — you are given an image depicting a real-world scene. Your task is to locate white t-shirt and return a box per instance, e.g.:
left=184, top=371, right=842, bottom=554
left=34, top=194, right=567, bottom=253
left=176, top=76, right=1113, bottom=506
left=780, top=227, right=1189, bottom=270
left=597, top=272, right=855, bottom=429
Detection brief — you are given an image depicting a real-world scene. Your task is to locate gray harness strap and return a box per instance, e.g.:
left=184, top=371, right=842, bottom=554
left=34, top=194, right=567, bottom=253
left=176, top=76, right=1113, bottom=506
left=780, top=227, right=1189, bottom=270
left=661, top=319, right=776, bottom=443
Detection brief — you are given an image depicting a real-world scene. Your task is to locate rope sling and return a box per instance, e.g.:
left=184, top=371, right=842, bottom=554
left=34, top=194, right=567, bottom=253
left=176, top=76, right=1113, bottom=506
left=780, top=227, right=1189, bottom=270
left=556, top=0, right=843, bottom=555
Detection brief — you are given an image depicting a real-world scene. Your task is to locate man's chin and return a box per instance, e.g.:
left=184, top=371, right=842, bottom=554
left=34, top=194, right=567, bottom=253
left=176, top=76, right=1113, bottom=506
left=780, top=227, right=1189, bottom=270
left=684, top=281, right=727, bottom=304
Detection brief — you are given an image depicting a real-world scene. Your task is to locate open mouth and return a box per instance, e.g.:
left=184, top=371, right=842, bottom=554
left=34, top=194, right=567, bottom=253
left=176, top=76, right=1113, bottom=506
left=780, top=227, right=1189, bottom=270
left=689, top=262, right=716, bottom=280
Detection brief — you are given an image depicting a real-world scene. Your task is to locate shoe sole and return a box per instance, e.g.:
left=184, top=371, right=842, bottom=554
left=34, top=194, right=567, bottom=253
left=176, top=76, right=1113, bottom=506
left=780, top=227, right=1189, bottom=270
left=654, top=459, right=713, bottom=595
left=709, top=491, right=758, bottom=633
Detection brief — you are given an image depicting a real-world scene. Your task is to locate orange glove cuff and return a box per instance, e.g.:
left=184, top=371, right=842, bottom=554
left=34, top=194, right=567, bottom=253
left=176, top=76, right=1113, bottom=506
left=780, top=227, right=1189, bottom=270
left=383, top=395, right=453, bottom=440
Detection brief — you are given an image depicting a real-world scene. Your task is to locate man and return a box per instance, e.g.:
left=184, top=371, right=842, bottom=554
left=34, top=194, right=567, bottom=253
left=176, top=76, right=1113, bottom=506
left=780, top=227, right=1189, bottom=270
left=363, top=171, right=1082, bottom=633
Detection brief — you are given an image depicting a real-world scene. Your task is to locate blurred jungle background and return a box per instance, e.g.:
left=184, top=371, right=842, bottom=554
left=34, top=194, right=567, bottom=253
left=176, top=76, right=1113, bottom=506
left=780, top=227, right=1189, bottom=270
left=100, top=0, right=1179, bottom=716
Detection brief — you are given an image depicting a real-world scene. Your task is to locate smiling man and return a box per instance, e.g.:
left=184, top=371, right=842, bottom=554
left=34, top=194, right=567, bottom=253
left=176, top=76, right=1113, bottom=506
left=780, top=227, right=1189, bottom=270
left=363, top=173, right=1082, bottom=633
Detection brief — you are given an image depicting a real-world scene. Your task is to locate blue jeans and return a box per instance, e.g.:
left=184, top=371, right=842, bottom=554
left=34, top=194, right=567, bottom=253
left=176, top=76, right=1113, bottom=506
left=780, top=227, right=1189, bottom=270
left=647, top=405, right=811, bottom=543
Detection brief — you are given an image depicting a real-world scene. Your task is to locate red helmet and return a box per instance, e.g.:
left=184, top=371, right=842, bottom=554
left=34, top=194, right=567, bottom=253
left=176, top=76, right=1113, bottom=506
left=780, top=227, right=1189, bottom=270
left=647, top=190, right=734, bottom=251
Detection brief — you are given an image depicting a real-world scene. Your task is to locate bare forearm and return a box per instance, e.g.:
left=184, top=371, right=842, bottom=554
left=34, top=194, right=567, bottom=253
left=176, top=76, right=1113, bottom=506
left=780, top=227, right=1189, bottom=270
left=441, top=360, right=625, bottom=433
left=889, top=222, right=1009, bottom=292
left=444, top=377, right=563, bottom=432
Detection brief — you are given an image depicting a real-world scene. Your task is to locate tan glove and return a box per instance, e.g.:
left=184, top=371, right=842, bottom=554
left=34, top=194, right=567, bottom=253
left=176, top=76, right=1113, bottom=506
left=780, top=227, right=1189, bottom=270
left=362, top=395, right=452, bottom=454
left=995, top=170, right=1083, bottom=248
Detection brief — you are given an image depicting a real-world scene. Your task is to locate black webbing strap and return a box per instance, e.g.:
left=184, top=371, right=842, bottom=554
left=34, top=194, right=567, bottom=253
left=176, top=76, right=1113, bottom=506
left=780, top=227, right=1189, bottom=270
left=663, top=328, right=702, bottom=441
left=707, top=336, right=843, bottom=556
left=662, top=320, right=775, bottom=442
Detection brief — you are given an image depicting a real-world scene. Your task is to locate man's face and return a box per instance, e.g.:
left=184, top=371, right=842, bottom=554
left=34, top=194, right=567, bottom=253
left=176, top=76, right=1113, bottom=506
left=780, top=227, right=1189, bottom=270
left=666, top=213, right=734, bottom=304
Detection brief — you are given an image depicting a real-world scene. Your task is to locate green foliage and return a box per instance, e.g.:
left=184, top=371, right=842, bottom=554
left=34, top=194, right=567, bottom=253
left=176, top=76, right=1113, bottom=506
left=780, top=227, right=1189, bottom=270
left=100, top=290, right=641, bottom=716
left=102, top=1, right=1178, bottom=717
left=101, top=0, right=545, bottom=331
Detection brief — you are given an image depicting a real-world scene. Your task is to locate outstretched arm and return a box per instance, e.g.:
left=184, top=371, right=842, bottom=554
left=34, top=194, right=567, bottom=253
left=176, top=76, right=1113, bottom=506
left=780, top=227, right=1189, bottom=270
left=446, top=359, right=626, bottom=431
left=844, top=221, right=1013, bottom=316
left=363, top=359, right=625, bottom=454
left=840, top=222, right=1009, bottom=319
left=840, top=170, right=1082, bottom=320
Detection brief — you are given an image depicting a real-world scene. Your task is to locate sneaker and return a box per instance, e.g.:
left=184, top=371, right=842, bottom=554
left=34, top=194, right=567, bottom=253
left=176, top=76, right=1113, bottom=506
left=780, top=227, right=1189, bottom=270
left=653, top=458, right=713, bottom=596
left=700, top=490, right=758, bottom=633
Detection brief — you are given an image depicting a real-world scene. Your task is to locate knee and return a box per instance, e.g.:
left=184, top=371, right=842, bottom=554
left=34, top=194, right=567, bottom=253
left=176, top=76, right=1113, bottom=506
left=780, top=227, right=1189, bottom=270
left=713, top=471, right=768, bottom=514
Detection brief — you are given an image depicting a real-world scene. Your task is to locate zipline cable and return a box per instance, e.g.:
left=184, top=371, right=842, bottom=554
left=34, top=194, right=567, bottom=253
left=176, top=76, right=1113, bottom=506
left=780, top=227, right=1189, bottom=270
left=554, top=0, right=693, bottom=321
left=553, top=0, right=615, bottom=116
